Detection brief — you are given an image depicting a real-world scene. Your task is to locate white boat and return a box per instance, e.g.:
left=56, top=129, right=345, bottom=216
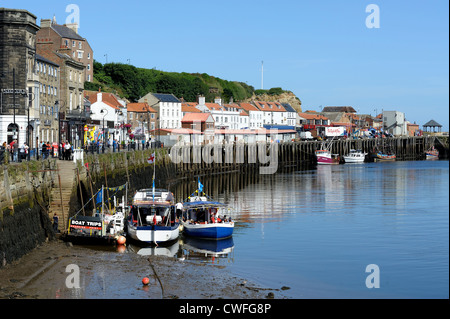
left=126, top=188, right=180, bottom=245
left=343, top=149, right=367, bottom=163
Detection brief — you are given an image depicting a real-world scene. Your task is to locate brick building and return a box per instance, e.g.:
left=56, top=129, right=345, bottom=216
left=36, top=18, right=93, bottom=82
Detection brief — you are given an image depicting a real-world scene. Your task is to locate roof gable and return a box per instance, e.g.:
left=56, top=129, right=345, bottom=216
left=51, top=24, right=85, bottom=41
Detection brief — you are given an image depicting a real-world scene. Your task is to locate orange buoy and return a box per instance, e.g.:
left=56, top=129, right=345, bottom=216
left=117, top=236, right=126, bottom=245
left=142, top=277, right=150, bottom=285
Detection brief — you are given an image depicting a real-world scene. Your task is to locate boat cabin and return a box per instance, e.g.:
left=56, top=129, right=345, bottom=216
left=129, top=203, right=177, bottom=227
left=182, top=201, right=231, bottom=224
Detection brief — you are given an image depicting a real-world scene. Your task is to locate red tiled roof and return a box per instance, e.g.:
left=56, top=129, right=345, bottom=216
left=205, top=103, right=225, bottom=111
left=127, top=102, right=157, bottom=113
left=254, top=101, right=286, bottom=112
left=239, top=103, right=259, bottom=112
left=85, top=91, right=123, bottom=109
left=182, top=103, right=202, bottom=113
left=181, top=113, right=214, bottom=123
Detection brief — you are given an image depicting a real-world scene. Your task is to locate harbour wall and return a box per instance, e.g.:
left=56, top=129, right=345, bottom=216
left=0, top=160, right=57, bottom=267
left=0, top=136, right=447, bottom=267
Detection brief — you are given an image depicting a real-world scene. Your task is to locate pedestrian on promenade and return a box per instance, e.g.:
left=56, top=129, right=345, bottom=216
left=64, top=141, right=71, bottom=160
left=46, top=141, right=51, bottom=159
left=41, top=142, right=47, bottom=159
left=12, top=139, right=18, bottom=162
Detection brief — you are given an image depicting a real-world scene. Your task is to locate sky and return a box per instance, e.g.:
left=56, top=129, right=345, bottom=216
left=2, top=0, right=449, bottom=130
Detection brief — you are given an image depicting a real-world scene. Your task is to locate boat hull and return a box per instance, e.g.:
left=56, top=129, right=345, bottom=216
left=372, top=152, right=396, bottom=162
left=316, top=155, right=340, bottom=165
left=182, top=221, right=234, bottom=239
left=426, top=151, right=439, bottom=160
left=343, top=156, right=365, bottom=163
left=127, top=223, right=180, bottom=244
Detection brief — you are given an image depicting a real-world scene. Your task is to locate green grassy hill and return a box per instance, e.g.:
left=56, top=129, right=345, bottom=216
left=85, top=61, right=294, bottom=104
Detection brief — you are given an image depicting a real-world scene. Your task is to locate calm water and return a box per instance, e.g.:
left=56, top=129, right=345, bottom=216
left=210, top=160, right=449, bottom=299
left=56, top=160, right=448, bottom=299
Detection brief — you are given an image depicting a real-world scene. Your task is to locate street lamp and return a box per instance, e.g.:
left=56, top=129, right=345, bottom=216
left=100, top=108, right=108, bottom=153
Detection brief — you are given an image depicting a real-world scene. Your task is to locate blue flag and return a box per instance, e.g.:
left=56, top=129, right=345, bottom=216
left=152, top=178, right=155, bottom=201
left=96, top=189, right=103, bottom=204
left=198, top=178, right=203, bottom=193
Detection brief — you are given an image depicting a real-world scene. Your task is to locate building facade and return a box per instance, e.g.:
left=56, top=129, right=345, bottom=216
left=127, top=102, right=157, bottom=140
left=36, top=18, right=93, bottom=82
left=35, top=54, right=60, bottom=145
left=139, top=93, right=182, bottom=129
left=0, top=8, right=40, bottom=147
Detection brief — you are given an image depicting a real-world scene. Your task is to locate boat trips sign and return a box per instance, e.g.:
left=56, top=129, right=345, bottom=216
left=69, top=216, right=102, bottom=231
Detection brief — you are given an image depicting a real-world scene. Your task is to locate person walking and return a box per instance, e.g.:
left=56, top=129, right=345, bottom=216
left=64, top=141, right=71, bottom=160
left=52, top=213, right=59, bottom=233
left=12, top=139, right=18, bottom=162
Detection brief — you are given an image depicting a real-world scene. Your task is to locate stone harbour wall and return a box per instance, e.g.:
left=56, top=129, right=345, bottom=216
left=0, top=160, right=57, bottom=267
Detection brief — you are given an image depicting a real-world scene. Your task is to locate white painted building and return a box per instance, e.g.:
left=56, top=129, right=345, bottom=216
left=239, top=103, right=263, bottom=129
left=89, top=92, right=126, bottom=144
left=382, top=111, right=407, bottom=136
left=139, top=93, right=182, bottom=129
left=196, top=96, right=241, bottom=130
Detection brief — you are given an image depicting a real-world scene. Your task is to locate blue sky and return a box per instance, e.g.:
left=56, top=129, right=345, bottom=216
left=3, top=0, right=449, bottom=130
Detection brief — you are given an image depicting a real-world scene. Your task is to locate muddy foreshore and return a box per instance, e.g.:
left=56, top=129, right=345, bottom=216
left=0, top=239, right=288, bottom=300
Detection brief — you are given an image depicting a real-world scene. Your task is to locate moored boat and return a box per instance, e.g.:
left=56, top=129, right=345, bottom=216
left=315, top=138, right=340, bottom=165
left=126, top=188, right=180, bottom=245
left=181, top=179, right=234, bottom=240
left=343, top=149, right=367, bottom=163
left=425, top=146, right=439, bottom=160
left=372, top=152, right=396, bottom=162
left=126, top=153, right=180, bottom=245
left=371, top=144, right=396, bottom=162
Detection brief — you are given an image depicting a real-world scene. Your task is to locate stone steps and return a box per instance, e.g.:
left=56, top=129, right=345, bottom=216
left=48, top=160, right=76, bottom=232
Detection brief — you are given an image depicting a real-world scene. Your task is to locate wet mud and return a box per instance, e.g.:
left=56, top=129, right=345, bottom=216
left=0, top=239, right=284, bottom=299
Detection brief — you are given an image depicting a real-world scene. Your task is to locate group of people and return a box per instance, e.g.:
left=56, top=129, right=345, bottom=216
left=1, top=140, right=30, bottom=162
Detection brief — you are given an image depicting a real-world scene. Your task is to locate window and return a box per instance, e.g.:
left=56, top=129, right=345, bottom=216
left=72, top=40, right=76, bottom=47
left=87, top=53, right=91, bottom=60
left=78, top=51, right=83, bottom=59
left=87, top=64, right=91, bottom=71
left=64, top=39, right=69, bottom=47
left=79, top=42, right=82, bottom=49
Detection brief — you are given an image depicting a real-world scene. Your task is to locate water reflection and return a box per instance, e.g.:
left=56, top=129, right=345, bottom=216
left=128, top=241, right=180, bottom=257
left=179, top=236, right=235, bottom=264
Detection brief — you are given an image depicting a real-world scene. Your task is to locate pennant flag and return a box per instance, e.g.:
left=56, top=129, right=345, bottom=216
left=95, top=189, right=103, bottom=204
left=198, top=177, right=204, bottom=193
left=152, top=177, right=155, bottom=202
left=147, top=153, right=155, bottom=164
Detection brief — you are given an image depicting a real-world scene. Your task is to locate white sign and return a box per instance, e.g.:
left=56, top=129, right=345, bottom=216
left=325, top=126, right=345, bottom=137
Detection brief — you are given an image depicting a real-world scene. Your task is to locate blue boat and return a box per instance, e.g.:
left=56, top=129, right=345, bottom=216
left=180, top=179, right=234, bottom=240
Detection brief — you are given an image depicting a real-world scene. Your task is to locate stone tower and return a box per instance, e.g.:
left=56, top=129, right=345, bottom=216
left=0, top=8, right=40, bottom=144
